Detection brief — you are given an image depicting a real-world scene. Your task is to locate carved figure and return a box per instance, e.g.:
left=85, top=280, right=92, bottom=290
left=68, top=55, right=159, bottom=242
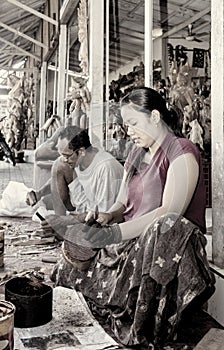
left=66, top=78, right=91, bottom=114
left=77, top=0, right=88, bottom=75
left=188, top=119, right=204, bottom=150
left=3, top=73, right=35, bottom=156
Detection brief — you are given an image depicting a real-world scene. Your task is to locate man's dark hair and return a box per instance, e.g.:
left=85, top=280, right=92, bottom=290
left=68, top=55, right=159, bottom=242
left=59, top=126, right=91, bottom=150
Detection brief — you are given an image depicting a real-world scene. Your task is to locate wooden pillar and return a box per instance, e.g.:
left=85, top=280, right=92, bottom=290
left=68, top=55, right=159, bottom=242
left=89, top=0, right=104, bottom=146
left=144, top=0, right=153, bottom=87
left=53, top=51, right=58, bottom=115
left=57, top=24, right=67, bottom=123
left=38, top=61, right=47, bottom=145
left=105, top=0, right=110, bottom=150
left=211, top=0, right=224, bottom=268
left=88, top=0, right=104, bottom=147
left=160, top=0, right=168, bottom=80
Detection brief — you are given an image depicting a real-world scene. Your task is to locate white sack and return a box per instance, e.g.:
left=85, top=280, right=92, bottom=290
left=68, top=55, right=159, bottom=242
left=0, top=181, right=35, bottom=217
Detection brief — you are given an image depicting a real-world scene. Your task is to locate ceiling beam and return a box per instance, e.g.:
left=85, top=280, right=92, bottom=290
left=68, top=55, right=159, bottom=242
left=109, top=49, right=137, bottom=60
left=119, top=26, right=144, bottom=38
left=161, top=7, right=210, bottom=39
left=0, top=57, right=12, bottom=66
left=112, top=40, right=143, bottom=51
left=159, top=0, right=195, bottom=25
left=195, top=22, right=210, bottom=32
left=0, top=36, right=40, bottom=61
left=0, top=20, right=47, bottom=49
left=0, top=51, right=32, bottom=56
left=60, top=0, right=79, bottom=24
left=0, top=66, right=37, bottom=72
left=6, top=0, right=58, bottom=26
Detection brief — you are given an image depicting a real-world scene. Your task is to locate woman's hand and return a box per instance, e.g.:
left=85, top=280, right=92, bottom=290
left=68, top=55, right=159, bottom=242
left=41, top=214, right=80, bottom=240
left=83, top=224, right=122, bottom=248
left=85, top=211, right=113, bottom=226
left=64, top=221, right=122, bottom=249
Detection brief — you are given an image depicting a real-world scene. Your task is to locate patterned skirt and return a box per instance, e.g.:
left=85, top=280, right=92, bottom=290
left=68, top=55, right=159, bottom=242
left=52, top=213, right=215, bottom=349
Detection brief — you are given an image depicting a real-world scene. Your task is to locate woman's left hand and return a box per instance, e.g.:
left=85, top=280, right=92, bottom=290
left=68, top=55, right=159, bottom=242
left=63, top=221, right=122, bottom=249
left=41, top=214, right=80, bottom=240
left=83, top=224, right=122, bottom=248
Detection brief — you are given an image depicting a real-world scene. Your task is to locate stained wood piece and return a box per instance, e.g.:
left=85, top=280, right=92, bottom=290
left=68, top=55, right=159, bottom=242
left=194, top=328, right=224, bottom=350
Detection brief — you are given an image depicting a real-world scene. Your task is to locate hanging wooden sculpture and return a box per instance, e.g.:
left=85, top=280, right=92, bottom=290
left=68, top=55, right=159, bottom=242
left=77, top=0, right=89, bottom=75
left=2, top=73, right=35, bottom=160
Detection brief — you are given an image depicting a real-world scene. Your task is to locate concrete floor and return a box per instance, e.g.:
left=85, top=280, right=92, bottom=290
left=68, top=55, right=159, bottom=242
left=0, top=160, right=34, bottom=198
left=0, top=159, right=222, bottom=350
left=0, top=160, right=122, bottom=349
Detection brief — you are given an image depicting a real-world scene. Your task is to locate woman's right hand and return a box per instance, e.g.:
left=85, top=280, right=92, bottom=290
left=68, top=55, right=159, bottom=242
left=85, top=211, right=113, bottom=226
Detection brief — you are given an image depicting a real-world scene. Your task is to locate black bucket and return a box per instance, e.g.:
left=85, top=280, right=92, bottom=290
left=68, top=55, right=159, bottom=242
left=5, top=277, right=53, bottom=328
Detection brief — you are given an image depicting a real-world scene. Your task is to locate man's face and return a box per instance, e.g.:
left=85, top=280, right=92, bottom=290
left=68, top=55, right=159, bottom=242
left=57, top=137, right=79, bottom=169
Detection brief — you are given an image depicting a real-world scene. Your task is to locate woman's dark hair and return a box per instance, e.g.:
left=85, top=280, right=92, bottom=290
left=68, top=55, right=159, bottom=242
left=120, top=87, right=183, bottom=181
left=59, top=126, right=91, bottom=151
left=120, top=87, right=182, bottom=135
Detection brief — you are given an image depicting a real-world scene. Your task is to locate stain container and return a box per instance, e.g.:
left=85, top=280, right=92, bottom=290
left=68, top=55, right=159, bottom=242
left=5, top=277, right=52, bottom=328
left=0, top=300, right=16, bottom=350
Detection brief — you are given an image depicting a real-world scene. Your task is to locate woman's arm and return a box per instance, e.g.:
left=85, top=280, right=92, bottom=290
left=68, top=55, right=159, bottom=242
left=87, top=169, right=128, bottom=225
left=106, top=169, right=127, bottom=222
left=119, top=152, right=199, bottom=240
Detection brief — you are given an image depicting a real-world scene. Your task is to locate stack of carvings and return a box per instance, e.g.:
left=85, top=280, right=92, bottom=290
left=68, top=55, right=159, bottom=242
left=65, top=0, right=90, bottom=129
left=65, top=77, right=90, bottom=129
left=167, top=60, right=211, bottom=160
left=1, top=73, right=35, bottom=160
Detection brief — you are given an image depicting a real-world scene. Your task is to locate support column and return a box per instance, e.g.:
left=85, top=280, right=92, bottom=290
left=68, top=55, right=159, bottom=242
left=211, top=0, right=224, bottom=268
left=53, top=51, right=58, bottom=115
left=160, top=0, right=168, bottom=80
left=57, top=24, right=67, bottom=123
left=38, top=61, right=47, bottom=145
left=144, top=0, right=153, bottom=87
left=88, top=0, right=104, bottom=147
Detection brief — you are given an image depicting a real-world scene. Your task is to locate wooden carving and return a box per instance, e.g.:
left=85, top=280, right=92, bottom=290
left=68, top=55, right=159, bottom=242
left=77, top=0, right=89, bottom=75
left=2, top=73, right=35, bottom=158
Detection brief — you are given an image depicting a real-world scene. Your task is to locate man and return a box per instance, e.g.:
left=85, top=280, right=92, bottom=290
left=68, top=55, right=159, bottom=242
left=27, top=126, right=123, bottom=223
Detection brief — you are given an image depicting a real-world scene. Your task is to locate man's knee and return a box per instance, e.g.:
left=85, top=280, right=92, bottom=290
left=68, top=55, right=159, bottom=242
left=51, top=158, right=67, bottom=176
left=51, top=158, right=73, bottom=188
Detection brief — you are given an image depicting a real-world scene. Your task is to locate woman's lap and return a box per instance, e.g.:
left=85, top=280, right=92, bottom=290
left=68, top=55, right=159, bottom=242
left=52, top=213, right=215, bottom=348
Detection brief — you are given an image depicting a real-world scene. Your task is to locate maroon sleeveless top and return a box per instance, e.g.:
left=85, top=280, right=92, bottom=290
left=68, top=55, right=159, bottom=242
left=123, top=133, right=206, bottom=233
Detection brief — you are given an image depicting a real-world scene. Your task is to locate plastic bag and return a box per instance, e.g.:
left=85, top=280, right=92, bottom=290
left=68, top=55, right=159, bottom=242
left=0, top=181, right=36, bottom=217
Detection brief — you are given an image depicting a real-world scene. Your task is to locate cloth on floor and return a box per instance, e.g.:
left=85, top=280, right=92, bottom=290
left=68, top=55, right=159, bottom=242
left=0, top=181, right=36, bottom=217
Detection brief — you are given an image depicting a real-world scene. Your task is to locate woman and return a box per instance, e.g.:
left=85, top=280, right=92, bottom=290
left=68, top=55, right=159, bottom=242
left=53, top=87, right=215, bottom=349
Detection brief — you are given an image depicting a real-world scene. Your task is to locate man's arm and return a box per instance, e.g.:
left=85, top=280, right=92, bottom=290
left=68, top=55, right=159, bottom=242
left=35, top=127, right=63, bottom=161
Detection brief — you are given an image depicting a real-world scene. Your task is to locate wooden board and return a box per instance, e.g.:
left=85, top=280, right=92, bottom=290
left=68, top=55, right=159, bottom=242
left=194, top=328, right=224, bottom=350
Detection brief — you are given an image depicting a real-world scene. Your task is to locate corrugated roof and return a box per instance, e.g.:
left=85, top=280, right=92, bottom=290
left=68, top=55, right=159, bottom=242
left=0, top=0, right=211, bottom=82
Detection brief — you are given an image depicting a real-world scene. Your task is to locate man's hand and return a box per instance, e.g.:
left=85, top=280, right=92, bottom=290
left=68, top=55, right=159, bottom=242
left=26, top=190, right=38, bottom=206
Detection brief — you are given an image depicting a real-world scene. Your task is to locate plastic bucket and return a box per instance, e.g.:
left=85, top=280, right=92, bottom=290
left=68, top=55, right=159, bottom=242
left=0, top=300, right=15, bottom=350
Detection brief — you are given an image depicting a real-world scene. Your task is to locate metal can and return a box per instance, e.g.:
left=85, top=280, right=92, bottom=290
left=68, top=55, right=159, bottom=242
left=0, top=300, right=16, bottom=350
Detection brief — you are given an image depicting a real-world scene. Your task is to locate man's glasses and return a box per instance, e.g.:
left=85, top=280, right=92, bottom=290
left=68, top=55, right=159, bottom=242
left=62, top=149, right=78, bottom=161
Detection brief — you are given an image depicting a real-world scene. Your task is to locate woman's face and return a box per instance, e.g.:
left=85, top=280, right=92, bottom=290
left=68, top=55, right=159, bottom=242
left=121, top=104, right=158, bottom=148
